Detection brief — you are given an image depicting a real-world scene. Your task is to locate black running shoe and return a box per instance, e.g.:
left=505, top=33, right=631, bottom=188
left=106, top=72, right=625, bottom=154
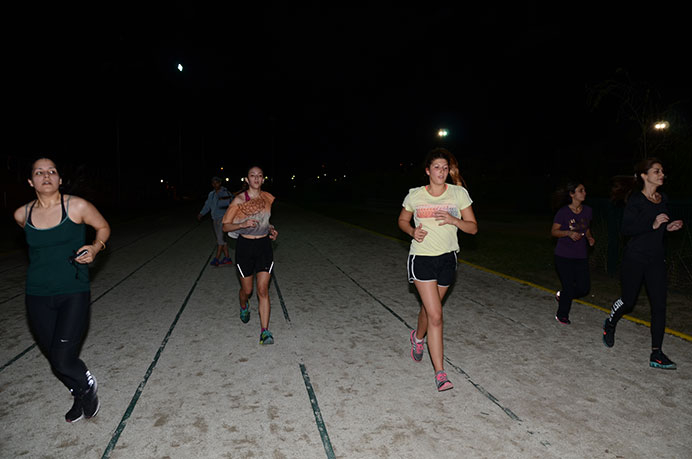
left=602, top=318, right=615, bottom=348
left=650, top=350, right=677, bottom=370
left=65, top=391, right=83, bottom=423
left=81, top=371, right=100, bottom=419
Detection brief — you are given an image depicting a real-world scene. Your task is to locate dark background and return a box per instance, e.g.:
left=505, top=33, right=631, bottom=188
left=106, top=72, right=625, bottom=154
left=4, top=1, right=691, bottom=211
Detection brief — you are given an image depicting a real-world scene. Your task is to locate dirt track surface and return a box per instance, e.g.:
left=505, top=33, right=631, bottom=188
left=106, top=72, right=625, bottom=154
left=1, top=203, right=690, bottom=458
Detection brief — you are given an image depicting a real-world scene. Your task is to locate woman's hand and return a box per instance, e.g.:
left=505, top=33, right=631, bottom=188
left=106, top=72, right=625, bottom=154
left=568, top=231, right=583, bottom=241
left=241, top=219, right=259, bottom=229
left=269, top=226, right=278, bottom=240
left=434, top=210, right=458, bottom=226
left=73, top=244, right=100, bottom=264
left=587, top=235, right=595, bottom=246
left=666, top=219, right=683, bottom=232
left=412, top=223, right=428, bottom=242
left=653, top=213, right=670, bottom=230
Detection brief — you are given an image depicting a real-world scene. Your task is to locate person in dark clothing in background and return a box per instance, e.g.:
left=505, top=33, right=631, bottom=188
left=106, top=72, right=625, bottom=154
left=602, top=158, right=683, bottom=369
left=198, top=176, right=233, bottom=266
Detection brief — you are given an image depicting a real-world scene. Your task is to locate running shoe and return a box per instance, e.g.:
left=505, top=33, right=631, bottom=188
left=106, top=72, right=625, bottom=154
left=650, top=350, right=677, bottom=370
left=602, top=318, right=616, bottom=348
left=210, top=257, right=220, bottom=267
left=220, top=257, right=232, bottom=265
left=65, top=390, right=83, bottom=423
left=435, top=370, right=453, bottom=391
left=240, top=301, right=250, bottom=324
left=555, top=316, right=571, bottom=325
left=410, top=329, right=424, bottom=362
left=260, top=329, right=274, bottom=345
left=82, top=371, right=99, bottom=419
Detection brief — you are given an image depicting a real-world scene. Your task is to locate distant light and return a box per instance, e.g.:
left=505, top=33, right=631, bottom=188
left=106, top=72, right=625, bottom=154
left=323, top=173, right=327, bottom=177
left=225, top=177, right=229, bottom=182
left=654, top=121, right=670, bottom=130
left=437, top=129, right=448, bottom=137
left=160, top=179, right=164, bottom=183
left=291, top=175, right=295, bottom=180
left=177, top=63, right=183, bottom=72
left=220, top=167, right=224, bottom=171
left=343, top=175, right=346, bottom=178
left=317, top=176, right=320, bottom=179
left=265, top=176, right=268, bottom=180
left=241, top=178, right=245, bottom=182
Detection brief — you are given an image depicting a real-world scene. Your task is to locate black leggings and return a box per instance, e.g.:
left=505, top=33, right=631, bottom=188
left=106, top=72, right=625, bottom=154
left=26, top=292, right=91, bottom=393
left=609, top=252, right=667, bottom=349
left=554, top=255, right=590, bottom=318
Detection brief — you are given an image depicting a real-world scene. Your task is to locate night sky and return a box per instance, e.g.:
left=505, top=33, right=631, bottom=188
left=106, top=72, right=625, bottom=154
left=5, top=2, right=691, bottom=204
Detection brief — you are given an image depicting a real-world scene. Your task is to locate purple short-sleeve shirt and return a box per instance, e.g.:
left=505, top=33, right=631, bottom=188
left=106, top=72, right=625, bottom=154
left=554, top=205, right=592, bottom=259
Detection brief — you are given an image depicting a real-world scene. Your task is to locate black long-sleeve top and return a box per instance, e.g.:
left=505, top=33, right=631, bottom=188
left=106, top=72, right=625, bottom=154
left=622, top=191, right=670, bottom=259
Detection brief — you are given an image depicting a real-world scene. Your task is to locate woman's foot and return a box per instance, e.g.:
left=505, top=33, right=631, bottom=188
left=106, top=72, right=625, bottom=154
left=410, top=329, right=425, bottom=362
left=435, top=370, right=453, bottom=391
left=240, top=301, right=250, bottom=323
left=555, top=315, right=571, bottom=325
left=650, top=350, right=677, bottom=370
left=260, top=329, right=274, bottom=345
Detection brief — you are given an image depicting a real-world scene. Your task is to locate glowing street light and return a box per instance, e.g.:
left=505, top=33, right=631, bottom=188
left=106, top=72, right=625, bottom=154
left=437, top=128, right=448, bottom=138
left=653, top=121, right=670, bottom=130
left=177, top=63, right=183, bottom=72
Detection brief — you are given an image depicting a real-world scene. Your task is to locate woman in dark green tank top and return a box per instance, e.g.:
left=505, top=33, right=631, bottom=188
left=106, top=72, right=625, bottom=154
left=13, top=158, right=111, bottom=423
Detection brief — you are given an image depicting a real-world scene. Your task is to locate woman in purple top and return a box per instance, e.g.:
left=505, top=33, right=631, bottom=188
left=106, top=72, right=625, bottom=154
left=550, top=181, right=595, bottom=324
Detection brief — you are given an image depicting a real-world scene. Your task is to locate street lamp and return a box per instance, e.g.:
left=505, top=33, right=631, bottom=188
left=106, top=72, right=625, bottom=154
left=653, top=121, right=669, bottom=130
left=437, top=128, right=448, bottom=138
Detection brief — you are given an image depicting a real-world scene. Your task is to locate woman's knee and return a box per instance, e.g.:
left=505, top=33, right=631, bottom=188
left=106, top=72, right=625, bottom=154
left=49, top=346, right=77, bottom=374
left=575, top=285, right=590, bottom=298
left=426, top=311, right=443, bottom=327
left=256, top=285, right=269, bottom=299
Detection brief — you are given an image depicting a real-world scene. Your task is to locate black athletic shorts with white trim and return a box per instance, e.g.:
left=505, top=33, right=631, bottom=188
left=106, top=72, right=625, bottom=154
left=407, top=251, right=457, bottom=287
left=236, top=235, right=274, bottom=278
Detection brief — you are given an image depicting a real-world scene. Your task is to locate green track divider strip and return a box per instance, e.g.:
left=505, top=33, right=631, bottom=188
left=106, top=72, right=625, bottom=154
left=101, top=247, right=213, bottom=458
left=300, top=363, right=336, bottom=459
left=271, top=271, right=291, bottom=322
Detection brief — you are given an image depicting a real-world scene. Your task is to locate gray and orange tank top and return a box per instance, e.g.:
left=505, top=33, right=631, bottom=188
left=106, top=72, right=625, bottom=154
left=224, top=191, right=275, bottom=238
left=24, top=194, right=89, bottom=295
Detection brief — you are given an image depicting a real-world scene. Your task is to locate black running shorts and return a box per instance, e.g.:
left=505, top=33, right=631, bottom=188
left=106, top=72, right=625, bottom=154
left=407, top=252, right=457, bottom=287
left=235, top=235, right=274, bottom=278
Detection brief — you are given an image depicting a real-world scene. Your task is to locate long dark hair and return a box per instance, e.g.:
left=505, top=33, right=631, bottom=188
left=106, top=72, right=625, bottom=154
left=424, top=147, right=465, bottom=187
left=551, top=180, right=582, bottom=212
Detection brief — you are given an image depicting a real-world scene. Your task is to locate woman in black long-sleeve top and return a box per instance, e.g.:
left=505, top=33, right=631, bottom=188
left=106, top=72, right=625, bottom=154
left=602, top=158, right=683, bottom=369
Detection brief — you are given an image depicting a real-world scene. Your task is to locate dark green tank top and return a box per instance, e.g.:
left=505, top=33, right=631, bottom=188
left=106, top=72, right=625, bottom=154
left=24, top=195, right=89, bottom=295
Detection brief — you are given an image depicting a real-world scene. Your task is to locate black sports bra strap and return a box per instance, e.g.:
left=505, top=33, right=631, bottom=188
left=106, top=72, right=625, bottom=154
left=26, top=202, right=35, bottom=226
left=61, top=193, right=68, bottom=220
left=26, top=194, right=67, bottom=227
